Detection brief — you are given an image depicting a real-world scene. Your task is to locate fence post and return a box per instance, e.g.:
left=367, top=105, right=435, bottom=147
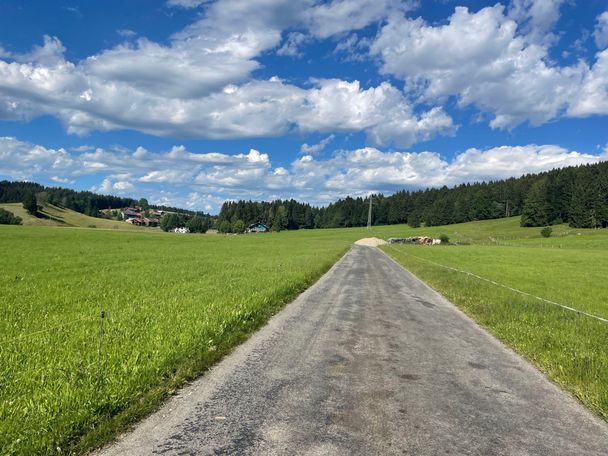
left=97, top=310, right=105, bottom=386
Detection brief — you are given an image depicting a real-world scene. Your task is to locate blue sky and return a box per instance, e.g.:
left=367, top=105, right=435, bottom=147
left=1, top=0, right=607, bottom=213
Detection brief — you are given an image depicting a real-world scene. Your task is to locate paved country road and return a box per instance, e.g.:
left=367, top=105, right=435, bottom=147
left=99, top=246, right=608, bottom=455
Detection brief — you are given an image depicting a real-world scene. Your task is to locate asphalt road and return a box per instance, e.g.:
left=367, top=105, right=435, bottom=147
left=100, top=245, right=608, bottom=455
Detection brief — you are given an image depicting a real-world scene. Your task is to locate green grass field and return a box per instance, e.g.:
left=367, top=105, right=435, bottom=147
left=1, top=218, right=607, bottom=454
left=0, top=226, right=366, bottom=455
left=381, top=223, right=608, bottom=422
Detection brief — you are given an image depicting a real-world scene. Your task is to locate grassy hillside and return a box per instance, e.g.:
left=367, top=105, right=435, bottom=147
left=0, top=203, right=150, bottom=230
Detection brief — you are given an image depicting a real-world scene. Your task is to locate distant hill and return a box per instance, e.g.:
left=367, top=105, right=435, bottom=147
left=0, top=180, right=202, bottom=218
left=0, top=202, right=149, bottom=230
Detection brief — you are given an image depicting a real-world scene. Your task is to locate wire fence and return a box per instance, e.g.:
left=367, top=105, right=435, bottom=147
left=386, top=244, right=608, bottom=324
left=0, top=310, right=108, bottom=384
left=0, top=314, right=96, bottom=345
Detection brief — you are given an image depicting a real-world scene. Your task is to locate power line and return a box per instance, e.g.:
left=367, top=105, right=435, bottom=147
left=367, top=195, right=373, bottom=229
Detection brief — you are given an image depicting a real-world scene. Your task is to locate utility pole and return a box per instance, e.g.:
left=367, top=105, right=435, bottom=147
left=367, top=195, right=373, bottom=229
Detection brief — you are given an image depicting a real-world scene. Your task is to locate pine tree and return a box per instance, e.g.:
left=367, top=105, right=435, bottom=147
left=22, top=192, right=38, bottom=215
left=407, top=212, right=421, bottom=228
left=520, top=179, right=550, bottom=227
left=568, top=169, right=598, bottom=228
left=273, top=205, right=288, bottom=231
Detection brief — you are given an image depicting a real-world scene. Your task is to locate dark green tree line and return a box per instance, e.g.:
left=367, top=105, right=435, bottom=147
left=218, top=161, right=608, bottom=230
left=4, top=160, right=608, bottom=232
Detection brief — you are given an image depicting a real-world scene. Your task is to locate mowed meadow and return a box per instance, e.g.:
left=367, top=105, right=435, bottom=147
left=1, top=218, right=608, bottom=454
left=0, top=225, right=366, bottom=455
left=381, top=219, right=608, bottom=422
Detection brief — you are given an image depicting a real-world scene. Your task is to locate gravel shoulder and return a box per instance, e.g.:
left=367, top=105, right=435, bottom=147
left=354, top=237, right=387, bottom=247
left=99, top=245, right=608, bottom=455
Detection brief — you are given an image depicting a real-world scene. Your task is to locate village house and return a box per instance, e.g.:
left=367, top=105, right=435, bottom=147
left=128, top=217, right=160, bottom=227
left=245, top=223, right=269, bottom=233
left=121, top=207, right=160, bottom=227
left=122, top=207, right=142, bottom=220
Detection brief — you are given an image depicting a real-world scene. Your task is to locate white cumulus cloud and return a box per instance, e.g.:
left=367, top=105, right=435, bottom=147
left=594, top=12, right=608, bottom=49
left=0, top=0, right=607, bottom=148
left=166, top=0, right=208, bottom=8
left=300, top=134, right=335, bottom=154
left=0, top=34, right=450, bottom=146
left=2, top=136, right=605, bottom=211
left=508, top=0, right=567, bottom=45
left=370, top=4, right=608, bottom=129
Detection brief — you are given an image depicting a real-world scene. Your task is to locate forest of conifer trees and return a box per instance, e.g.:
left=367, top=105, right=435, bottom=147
left=217, top=161, right=608, bottom=230
left=2, top=161, right=608, bottom=231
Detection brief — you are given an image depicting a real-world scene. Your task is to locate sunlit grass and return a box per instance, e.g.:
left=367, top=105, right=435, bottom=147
left=0, top=226, right=353, bottom=455
left=382, top=239, right=608, bottom=422
left=2, top=217, right=608, bottom=454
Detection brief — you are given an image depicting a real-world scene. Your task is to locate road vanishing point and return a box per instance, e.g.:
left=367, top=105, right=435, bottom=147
left=100, top=246, right=608, bottom=455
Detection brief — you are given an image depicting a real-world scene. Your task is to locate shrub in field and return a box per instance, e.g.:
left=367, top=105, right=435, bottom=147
left=0, top=208, right=22, bottom=225
left=217, top=220, right=233, bottom=233
left=439, top=234, right=450, bottom=244
left=187, top=215, right=209, bottom=233
left=233, top=220, right=245, bottom=234
left=541, top=227, right=553, bottom=238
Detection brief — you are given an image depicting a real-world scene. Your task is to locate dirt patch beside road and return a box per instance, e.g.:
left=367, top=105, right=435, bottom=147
left=355, top=237, right=387, bottom=247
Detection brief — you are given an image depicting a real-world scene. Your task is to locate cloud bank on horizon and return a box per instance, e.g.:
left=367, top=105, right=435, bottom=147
left=2, top=136, right=605, bottom=211
left=0, top=0, right=607, bottom=212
